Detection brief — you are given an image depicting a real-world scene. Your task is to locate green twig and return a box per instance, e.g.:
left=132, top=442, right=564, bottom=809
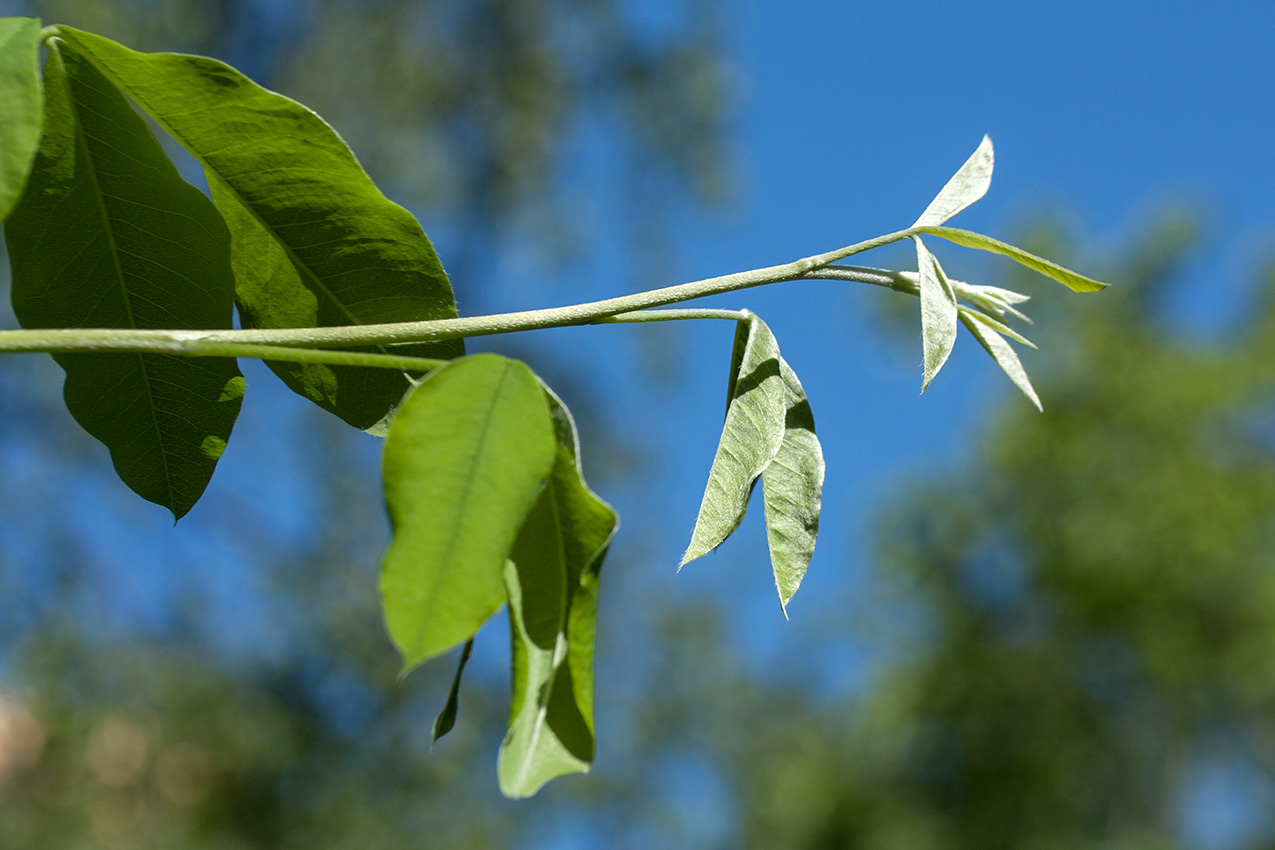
left=0, top=233, right=919, bottom=361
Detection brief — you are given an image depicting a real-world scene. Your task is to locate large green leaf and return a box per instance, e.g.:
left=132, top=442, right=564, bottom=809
left=914, top=225, right=1109, bottom=293
left=760, top=358, right=824, bottom=614
left=498, top=385, right=617, bottom=798
left=380, top=354, right=555, bottom=673
left=681, top=311, right=786, bottom=566
left=0, top=17, right=43, bottom=223
left=54, top=26, right=465, bottom=433
left=914, top=236, right=957, bottom=390
left=912, top=135, right=994, bottom=228
left=4, top=44, right=242, bottom=519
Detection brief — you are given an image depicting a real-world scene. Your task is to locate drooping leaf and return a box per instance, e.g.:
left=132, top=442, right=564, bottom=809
left=498, top=384, right=617, bottom=798
left=915, top=225, right=1109, bottom=293
left=4, top=44, right=242, bottom=519
left=54, top=26, right=465, bottom=433
left=913, top=135, right=994, bottom=228
left=380, top=354, right=555, bottom=673
left=915, top=237, right=958, bottom=391
left=0, top=17, right=43, bottom=223
left=432, top=639, right=473, bottom=744
left=760, top=358, right=824, bottom=614
left=960, top=307, right=1042, bottom=411
left=681, top=312, right=786, bottom=566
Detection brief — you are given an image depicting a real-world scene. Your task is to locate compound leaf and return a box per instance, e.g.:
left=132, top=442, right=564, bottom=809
left=915, top=237, right=958, bottom=391
left=54, top=26, right=465, bottom=433
left=380, top=354, right=556, bottom=673
left=0, top=17, right=43, bottom=223
left=4, top=44, right=242, bottom=519
left=761, top=358, right=824, bottom=614
left=915, top=225, right=1109, bottom=293
left=498, top=385, right=617, bottom=798
left=681, top=312, right=786, bottom=566
left=960, top=308, right=1042, bottom=411
left=913, top=134, right=993, bottom=228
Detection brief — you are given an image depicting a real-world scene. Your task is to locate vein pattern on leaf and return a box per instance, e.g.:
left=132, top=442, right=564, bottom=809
left=380, top=354, right=556, bottom=672
left=682, top=311, right=786, bottom=566
left=761, top=358, right=824, bottom=613
left=54, top=26, right=465, bottom=432
left=4, top=43, right=242, bottom=519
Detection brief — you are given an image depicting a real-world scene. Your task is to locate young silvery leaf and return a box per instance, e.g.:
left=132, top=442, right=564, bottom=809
left=760, top=358, right=824, bottom=614
left=914, top=237, right=958, bottom=390
left=52, top=26, right=465, bottom=434
left=914, top=225, right=1108, bottom=293
left=959, top=307, right=1042, bottom=410
left=0, top=17, right=43, bottom=223
left=498, top=384, right=617, bottom=798
left=682, top=312, right=786, bottom=566
left=913, top=135, right=994, bottom=228
left=5, top=42, right=243, bottom=520
left=380, top=354, right=556, bottom=672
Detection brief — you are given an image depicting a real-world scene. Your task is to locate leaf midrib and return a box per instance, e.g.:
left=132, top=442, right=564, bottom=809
left=66, top=40, right=408, bottom=361
left=60, top=45, right=175, bottom=510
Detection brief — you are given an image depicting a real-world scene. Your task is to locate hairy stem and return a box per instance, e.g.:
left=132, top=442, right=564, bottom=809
left=0, top=236, right=919, bottom=365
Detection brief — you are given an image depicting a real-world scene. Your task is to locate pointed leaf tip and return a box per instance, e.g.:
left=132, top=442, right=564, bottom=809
left=682, top=315, right=786, bottom=565
left=960, top=309, right=1043, bottom=411
left=916, top=226, right=1109, bottom=293
left=913, top=135, right=994, bottom=228
left=761, top=358, right=824, bottom=612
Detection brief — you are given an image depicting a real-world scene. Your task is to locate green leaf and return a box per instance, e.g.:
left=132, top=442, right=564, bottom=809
left=959, top=307, right=1042, bottom=411
left=432, top=639, right=473, bottom=745
left=913, top=135, right=993, bottom=228
left=760, top=358, right=824, bottom=614
left=0, top=17, right=43, bottom=223
left=380, top=354, right=556, bottom=673
left=915, top=225, right=1109, bottom=293
left=4, top=44, right=242, bottom=519
left=498, top=384, right=617, bottom=798
left=54, top=26, right=465, bottom=433
left=681, top=312, right=786, bottom=566
left=914, top=237, right=958, bottom=391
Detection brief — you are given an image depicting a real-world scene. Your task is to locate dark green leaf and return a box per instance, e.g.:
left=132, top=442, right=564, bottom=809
left=915, top=236, right=958, bottom=390
left=55, top=26, right=465, bottom=433
left=498, top=384, right=617, bottom=798
left=0, top=17, right=43, bottom=223
left=681, top=312, right=786, bottom=566
left=913, top=135, right=993, bottom=228
left=431, top=639, right=473, bottom=745
left=915, top=225, right=1109, bottom=293
left=960, top=308, right=1042, bottom=411
left=380, top=354, right=555, bottom=673
left=4, top=44, right=242, bottom=519
left=761, top=358, right=824, bottom=614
